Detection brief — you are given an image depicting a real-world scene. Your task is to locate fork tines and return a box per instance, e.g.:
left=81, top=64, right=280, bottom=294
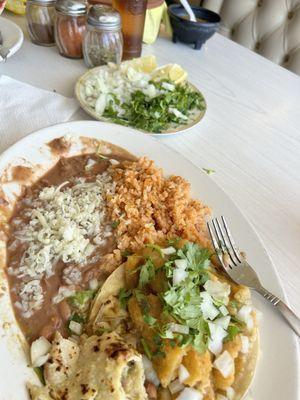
left=207, top=216, right=242, bottom=269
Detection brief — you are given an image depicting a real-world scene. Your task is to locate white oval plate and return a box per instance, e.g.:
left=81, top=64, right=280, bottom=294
left=75, top=66, right=206, bottom=136
left=0, top=121, right=298, bottom=400
left=0, top=17, right=24, bottom=62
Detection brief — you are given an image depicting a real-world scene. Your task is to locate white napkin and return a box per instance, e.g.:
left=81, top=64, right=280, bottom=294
left=0, top=75, right=79, bottom=153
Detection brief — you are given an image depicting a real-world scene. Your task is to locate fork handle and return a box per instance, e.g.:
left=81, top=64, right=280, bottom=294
left=257, top=286, right=300, bottom=337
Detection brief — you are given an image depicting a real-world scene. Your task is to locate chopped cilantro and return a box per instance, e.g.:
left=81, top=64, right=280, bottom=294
left=163, top=260, right=175, bottom=279
left=121, top=249, right=132, bottom=258
left=70, top=313, right=86, bottom=324
left=68, top=290, right=95, bottom=310
left=143, top=314, right=157, bottom=326
left=141, top=338, right=152, bottom=359
left=134, top=290, right=150, bottom=314
left=229, top=300, right=239, bottom=311
left=34, top=367, right=45, bottom=385
left=168, top=237, right=181, bottom=247
left=118, top=288, right=132, bottom=309
left=159, top=324, right=174, bottom=339
left=146, top=243, right=163, bottom=257
left=153, top=333, right=163, bottom=346
left=202, top=168, right=215, bottom=175
left=111, top=220, right=120, bottom=229
left=178, top=242, right=211, bottom=272
left=130, top=242, right=234, bottom=355
left=230, top=315, right=246, bottom=328
left=102, top=80, right=206, bottom=133
left=95, top=328, right=111, bottom=336
left=153, top=349, right=166, bottom=358
left=139, top=258, right=156, bottom=288
left=225, top=324, right=241, bottom=341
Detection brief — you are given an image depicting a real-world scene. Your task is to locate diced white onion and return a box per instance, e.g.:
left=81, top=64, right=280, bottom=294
left=31, top=336, right=51, bottom=367
left=168, top=107, right=188, bottom=121
left=174, top=259, right=188, bottom=270
left=200, top=292, right=219, bottom=320
left=109, top=159, right=120, bottom=165
left=32, top=354, right=50, bottom=368
left=204, top=280, right=231, bottom=305
left=169, top=379, right=185, bottom=394
left=161, top=246, right=176, bottom=255
left=142, top=355, right=160, bottom=386
left=176, top=387, right=203, bottom=400
left=162, top=81, right=175, bottom=91
left=237, top=305, right=253, bottom=331
left=69, top=320, right=82, bottom=335
left=213, top=351, right=234, bottom=378
left=178, top=364, right=190, bottom=383
left=240, top=335, right=250, bottom=354
left=173, top=268, right=188, bottom=286
left=219, top=305, right=229, bottom=316
left=95, top=93, right=107, bottom=116
left=226, top=387, right=235, bottom=400
left=214, top=316, right=231, bottom=330
left=85, top=158, right=97, bottom=170
left=208, top=322, right=227, bottom=355
left=89, top=278, right=98, bottom=290
left=169, top=323, right=189, bottom=335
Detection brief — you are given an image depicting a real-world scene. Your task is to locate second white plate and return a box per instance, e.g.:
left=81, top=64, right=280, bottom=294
left=0, top=16, right=24, bottom=62
left=75, top=66, right=207, bottom=136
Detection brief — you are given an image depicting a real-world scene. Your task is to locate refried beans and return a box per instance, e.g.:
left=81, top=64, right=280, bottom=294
left=6, top=152, right=131, bottom=342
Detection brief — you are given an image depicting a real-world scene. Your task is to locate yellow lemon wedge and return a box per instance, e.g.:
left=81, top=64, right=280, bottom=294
left=128, top=55, right=158, bottom=74
left=151, top=64, right=188, bottom=84
left=5, top=0, right=26, bottom=15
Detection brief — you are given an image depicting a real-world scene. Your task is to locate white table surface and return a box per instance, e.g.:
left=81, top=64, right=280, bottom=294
left=1, top=12, right=300, bottom=314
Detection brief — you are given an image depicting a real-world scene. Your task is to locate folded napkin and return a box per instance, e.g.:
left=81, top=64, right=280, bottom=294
left=0, top=75, right=79, bottom=153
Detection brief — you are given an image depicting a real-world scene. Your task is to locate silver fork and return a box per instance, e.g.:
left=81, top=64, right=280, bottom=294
left=0, top=30, right=10, bottom=62
left=207, top=216, right=300, bottom=337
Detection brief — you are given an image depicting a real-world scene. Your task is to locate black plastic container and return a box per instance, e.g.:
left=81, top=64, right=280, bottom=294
left=168, top=5, right=221, bottom=50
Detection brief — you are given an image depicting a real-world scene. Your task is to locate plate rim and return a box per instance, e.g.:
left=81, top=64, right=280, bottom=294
left=0, top=16, right=24, bottom=61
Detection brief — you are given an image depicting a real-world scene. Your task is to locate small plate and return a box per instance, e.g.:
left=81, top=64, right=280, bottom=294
left=75, top=66, right=207, bottom=136
left=0, top=16, right=24, bottom=62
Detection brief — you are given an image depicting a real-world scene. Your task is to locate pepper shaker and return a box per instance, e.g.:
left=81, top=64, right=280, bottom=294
left=83, top=5, right=123, bottom=68
left=26, top=0, right=56, bottom=46
left=54, top=0, right=87, bottom=59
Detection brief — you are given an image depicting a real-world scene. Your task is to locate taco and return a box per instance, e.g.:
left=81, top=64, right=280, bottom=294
left=88, top=241, right=259, bottom=400
left=28, top=331, right=147, bottom=400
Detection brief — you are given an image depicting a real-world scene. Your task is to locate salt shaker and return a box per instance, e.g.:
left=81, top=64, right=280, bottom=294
left=26, top=0, right=56, bottom=46
left=83, top=5, right=123, bottom=68
left=54, top=0, right=87, bottom=59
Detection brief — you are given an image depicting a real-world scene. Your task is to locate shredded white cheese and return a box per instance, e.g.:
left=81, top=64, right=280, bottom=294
left=13, top=172, right=115, bottom=317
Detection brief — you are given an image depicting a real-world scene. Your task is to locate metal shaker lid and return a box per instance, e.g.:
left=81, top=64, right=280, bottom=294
left=87, top=5, right=121, bottom=30
left=55, top=0, right=87, bottom=16
left=27, top=0, right=56, bottom=5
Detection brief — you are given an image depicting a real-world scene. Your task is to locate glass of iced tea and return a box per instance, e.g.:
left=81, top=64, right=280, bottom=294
left=112, top=0, right=147, bottom=60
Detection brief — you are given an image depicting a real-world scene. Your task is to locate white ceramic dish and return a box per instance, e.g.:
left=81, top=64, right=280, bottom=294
left=0, top=121, right=298, bottom=400
left=0, top=16, right=23, bottom=62
left=75, top=66, right=206, bottom=136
